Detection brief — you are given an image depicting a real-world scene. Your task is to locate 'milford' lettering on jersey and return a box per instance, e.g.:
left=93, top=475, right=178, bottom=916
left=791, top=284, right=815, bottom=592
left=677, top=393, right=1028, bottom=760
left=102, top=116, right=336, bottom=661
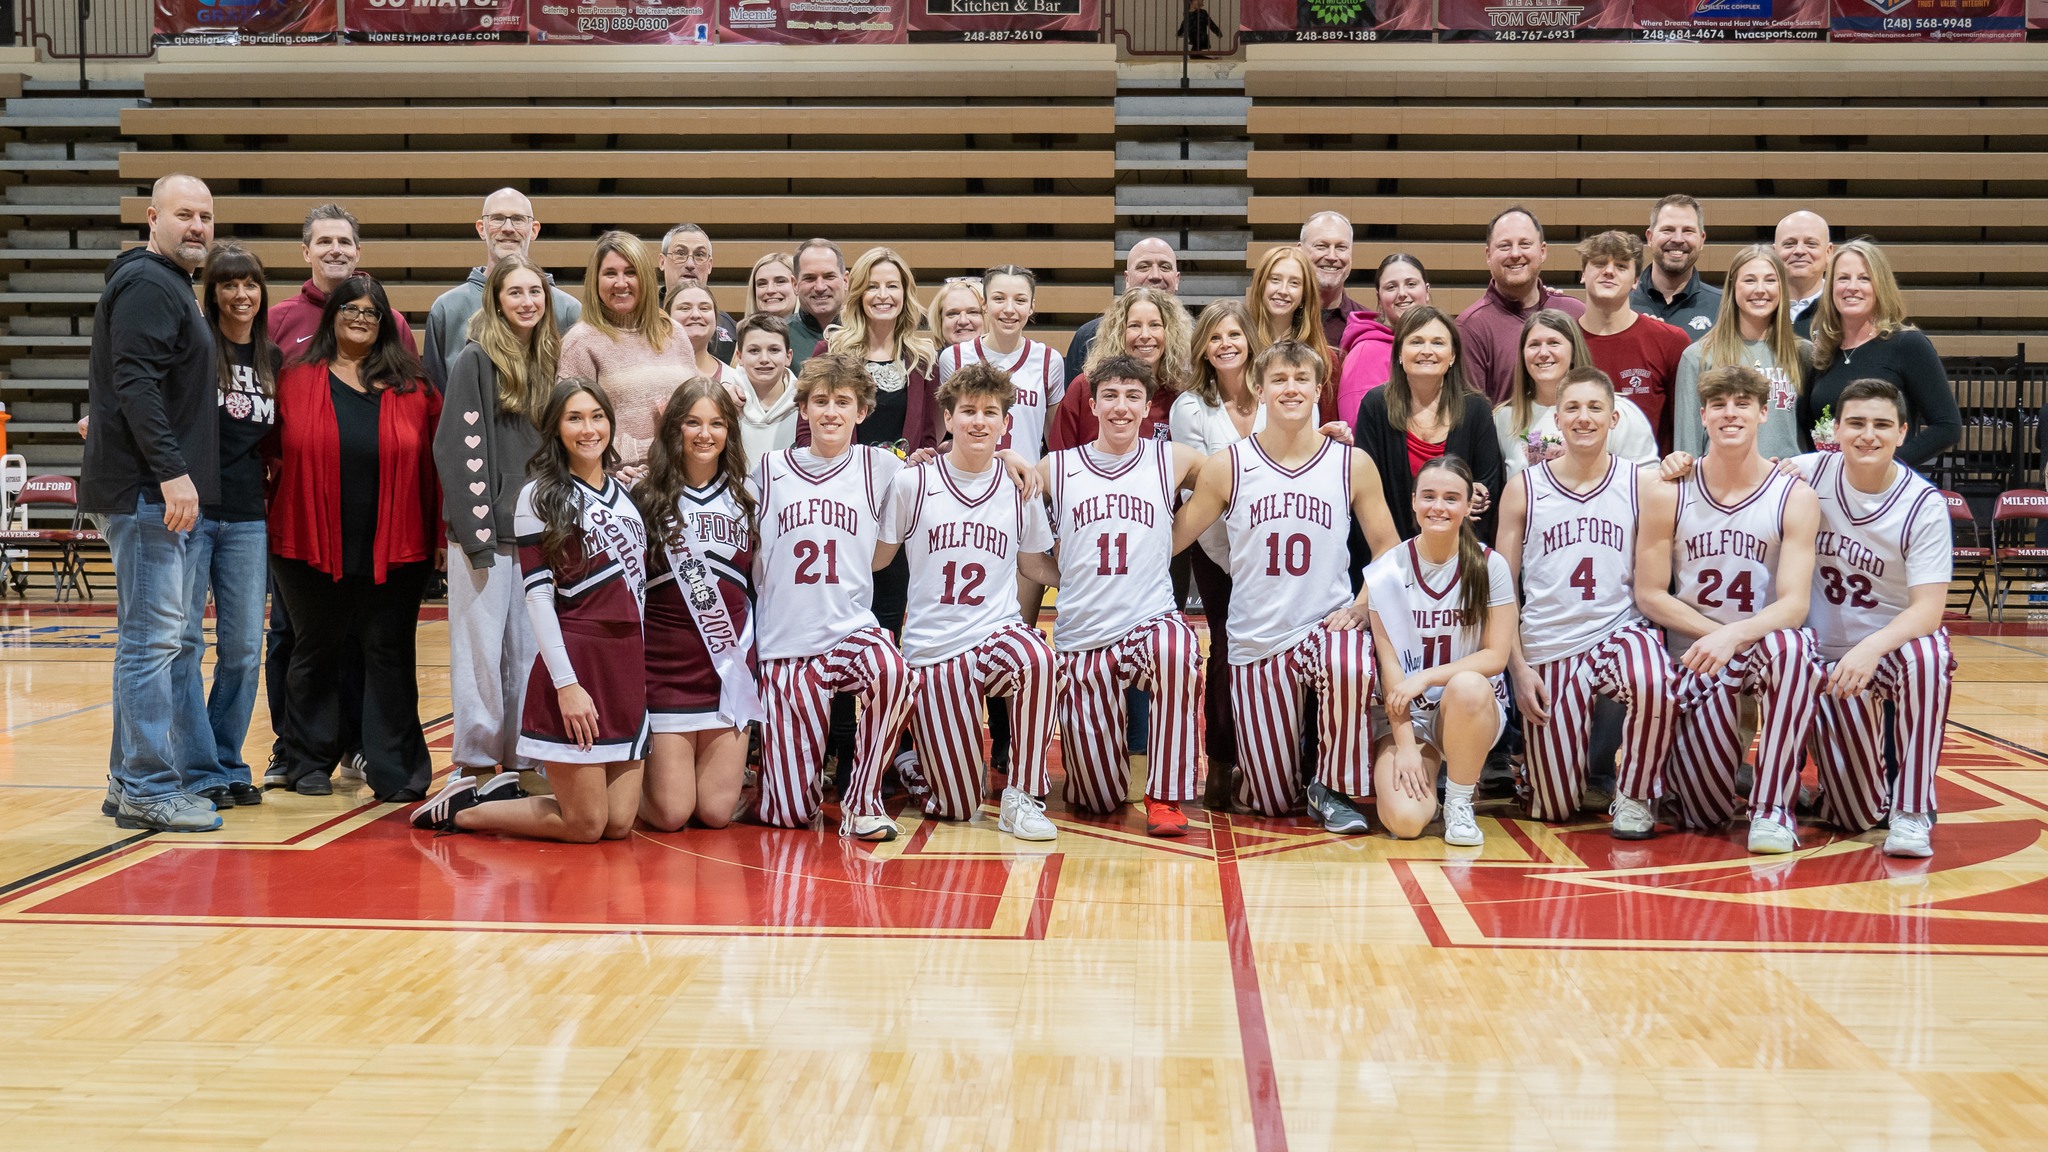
left=1069, top=491, right=1157, bottom=531
left=776, top=497, right=862, bottom=537
left=1684, top=527, right=1770, bottom=566
left=923, top=521, right=1012, bottom=558
left=1539, top=515, right=1628, bottom=555
left=1246, top=491, right=1335, bottom=531
left=1413, top=606, right=1471, bottom=632
left=691, top=510, right=748, bottom=550
left=1815, top=531, right=1884, bottom=578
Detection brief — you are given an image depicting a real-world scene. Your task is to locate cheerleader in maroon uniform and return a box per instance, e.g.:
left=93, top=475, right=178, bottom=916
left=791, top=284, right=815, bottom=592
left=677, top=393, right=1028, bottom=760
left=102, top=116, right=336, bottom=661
left=634, top=377, right=761, bottom=831
left=413, top=378, right=651, bottom=842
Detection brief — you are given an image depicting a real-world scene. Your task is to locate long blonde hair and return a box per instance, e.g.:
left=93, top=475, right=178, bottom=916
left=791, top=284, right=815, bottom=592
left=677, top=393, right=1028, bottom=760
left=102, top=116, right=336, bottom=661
left=1086, top=286, right=1192, bottom=393
left=1810, top=238, right=1912, bottom=371
left=580, top=230, right=673, bottom=354
left=1186, top=299, right=1263, bottom=408
left=1247, top=246, right=1333, bottom=391
left=467, top=254, right=560, bottom=421
left=1503, top=309, right=1592, bottom=439
left=827, top=247, right=936, bottom=376
left=1699, top=245, right=1806, bottom=397
left=745, top=251, right=797, bottom=318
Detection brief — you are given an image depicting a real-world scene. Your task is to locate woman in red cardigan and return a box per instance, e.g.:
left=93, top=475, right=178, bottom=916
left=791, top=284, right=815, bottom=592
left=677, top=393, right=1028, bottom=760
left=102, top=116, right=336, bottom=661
left=268, top=275, right=442, bottom=802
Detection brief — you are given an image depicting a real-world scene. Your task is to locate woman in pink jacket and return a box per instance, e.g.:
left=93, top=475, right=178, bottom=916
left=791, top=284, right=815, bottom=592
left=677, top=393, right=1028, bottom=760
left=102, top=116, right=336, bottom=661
left=1337, top=253, right=1432, bottom=423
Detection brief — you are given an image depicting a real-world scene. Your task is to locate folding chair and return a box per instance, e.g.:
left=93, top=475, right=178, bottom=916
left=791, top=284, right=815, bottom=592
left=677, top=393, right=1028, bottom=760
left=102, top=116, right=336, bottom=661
left=1943, top=490, right=1990, bottom=621
left=0, top=474, right=89, bottom=602
left=1990, top=489, right=2048, bottom=621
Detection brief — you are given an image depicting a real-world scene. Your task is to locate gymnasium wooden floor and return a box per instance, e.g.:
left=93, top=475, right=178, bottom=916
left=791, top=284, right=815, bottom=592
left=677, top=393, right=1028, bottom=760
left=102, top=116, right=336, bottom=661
left=2, top=600, right=2047, bottom=1150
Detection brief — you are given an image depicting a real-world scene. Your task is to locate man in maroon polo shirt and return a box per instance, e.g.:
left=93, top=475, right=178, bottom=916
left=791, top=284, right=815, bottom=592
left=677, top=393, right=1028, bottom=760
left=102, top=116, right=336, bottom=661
left=268, top=203, right=419, bottom=355
left=1456, top=205, right=1585, bottom=404
left=1301, top=210, right=1364, bottom=347
left=1577, top=231, right=1691, bottom=453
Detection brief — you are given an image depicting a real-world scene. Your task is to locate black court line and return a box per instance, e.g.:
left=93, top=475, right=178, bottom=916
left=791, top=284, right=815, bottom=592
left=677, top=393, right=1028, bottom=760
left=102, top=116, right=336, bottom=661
left=0, top=830, right=155, bottom=900
left=1950, top=719, right=2048, bottom=766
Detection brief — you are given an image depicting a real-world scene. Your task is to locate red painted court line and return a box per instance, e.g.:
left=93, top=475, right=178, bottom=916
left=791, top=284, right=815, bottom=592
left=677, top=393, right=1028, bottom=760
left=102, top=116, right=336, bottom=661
left=1023, top=854, right=1063, bottom=940
left=1388, top=859, right=1454, bottom=948
left=1210, top=813, right=1290, bottom=1152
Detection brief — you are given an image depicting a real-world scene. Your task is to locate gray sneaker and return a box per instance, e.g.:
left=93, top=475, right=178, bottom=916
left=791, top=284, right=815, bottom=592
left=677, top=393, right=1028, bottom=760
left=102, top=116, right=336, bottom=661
left=1609, top=794, right=1656, bottom=841
left=1307, top=782, right=1369, bottom=835
left=101, top=776, right=122, bottom=818
left=115, top=791, right=223, bottom=833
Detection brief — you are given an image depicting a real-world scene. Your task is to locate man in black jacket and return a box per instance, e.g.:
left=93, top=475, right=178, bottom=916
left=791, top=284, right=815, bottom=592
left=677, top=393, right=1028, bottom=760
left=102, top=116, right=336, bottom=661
left=83, top=172, right=223, bottom=833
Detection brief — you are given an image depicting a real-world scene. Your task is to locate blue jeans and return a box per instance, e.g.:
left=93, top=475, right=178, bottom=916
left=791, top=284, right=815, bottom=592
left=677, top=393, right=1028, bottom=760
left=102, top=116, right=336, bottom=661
left=102, top=494, right=208, bottom=801
left=177, top=517, right=268, bottom=791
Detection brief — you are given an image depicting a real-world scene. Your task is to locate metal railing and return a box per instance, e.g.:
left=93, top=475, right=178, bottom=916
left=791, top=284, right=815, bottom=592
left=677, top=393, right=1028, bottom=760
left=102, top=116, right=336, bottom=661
left=1107, top=0, right=1239, bottom=57
left=19, top=0, right=154, bottom=60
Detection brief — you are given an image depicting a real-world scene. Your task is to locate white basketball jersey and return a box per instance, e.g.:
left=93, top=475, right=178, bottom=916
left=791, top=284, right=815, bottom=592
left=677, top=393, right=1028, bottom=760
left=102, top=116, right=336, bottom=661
left=1519, top=457, right=1648, bottom=665
left=751, top=445, right=899, bottom=661
left=1050, top=441, right=1178, bottom=653
left=1804, top=453, right=1952, bottom=661
left=1384, top=541, right=1515, bottom=707
left=1221, top=437, right=1353, bottom=664
left=1674, top=463, right=1796, bottom=630
left=885, top=460, right=1054, bottom=665
left=937, top=337, right=1063, bottom=463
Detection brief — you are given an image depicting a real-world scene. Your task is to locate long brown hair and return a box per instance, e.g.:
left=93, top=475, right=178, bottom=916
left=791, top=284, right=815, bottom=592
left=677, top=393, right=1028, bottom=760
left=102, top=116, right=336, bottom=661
left=581, top=231, right=674, bottom=354
left=1415, top=453, right=1490, bottom=634
left=1504, top=309, right=1593, bottom=439
left=636, top=376, right=759, bottom=555
left=201, top=241, right=278, bottom=397
left=528, top=377, right=621, bottom=576
left=1384, top=305, right=1475, bottom=435
left=1700, top=245, right=1806, bottom=398
left=467, top=253, right=560, bottom=421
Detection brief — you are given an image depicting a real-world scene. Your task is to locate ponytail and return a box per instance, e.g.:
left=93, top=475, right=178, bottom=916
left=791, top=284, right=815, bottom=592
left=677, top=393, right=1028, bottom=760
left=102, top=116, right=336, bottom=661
left=1416, top=454, right=1490, bottom=632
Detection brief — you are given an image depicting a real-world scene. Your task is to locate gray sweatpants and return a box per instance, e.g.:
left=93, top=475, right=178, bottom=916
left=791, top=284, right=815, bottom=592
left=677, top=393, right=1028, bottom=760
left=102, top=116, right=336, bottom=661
left=447, top=542, right=539, bottom=773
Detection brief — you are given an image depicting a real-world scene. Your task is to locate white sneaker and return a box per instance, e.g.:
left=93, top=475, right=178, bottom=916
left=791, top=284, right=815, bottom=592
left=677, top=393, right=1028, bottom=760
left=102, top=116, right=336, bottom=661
left=1883, top=811, right=1934, bottom=858
left=999, top=787, right=1057, bottom=841
left=336, top=753, right=368, bottom=785
left=1747, top=816, right=1799, bottom=855
left=842, top=812, right=902, bottom=842
left=1609, top=794, right=1656, bottom=841
left=1442, top=796, right=1484, bottom=847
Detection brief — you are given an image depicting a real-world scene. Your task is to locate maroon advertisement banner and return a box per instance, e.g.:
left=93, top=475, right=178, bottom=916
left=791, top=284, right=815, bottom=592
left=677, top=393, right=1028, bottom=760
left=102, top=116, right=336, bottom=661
left=529, top=0, right=713, bottom=41
left=718, top=0, right=909, bottom=41
left=907, top=0, right=1101, bottom=42
left=1240, top=0, right=1432, bottom=42
left=1634, top=0, right=1827, bottom=39
left=155, top=0, right=337, bottom=44
left=344, top=0, right=526, bottom=42
left=1438, top=0, right=1633, bottom=39
left=2026, top=0, right=2046, bottom=28
left=1830, top=0, right=2024, bottom=39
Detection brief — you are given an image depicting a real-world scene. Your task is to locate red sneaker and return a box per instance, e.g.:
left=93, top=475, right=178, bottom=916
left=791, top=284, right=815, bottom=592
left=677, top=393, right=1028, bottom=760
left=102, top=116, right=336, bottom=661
left=1144, top=796, right=1189, bottom=838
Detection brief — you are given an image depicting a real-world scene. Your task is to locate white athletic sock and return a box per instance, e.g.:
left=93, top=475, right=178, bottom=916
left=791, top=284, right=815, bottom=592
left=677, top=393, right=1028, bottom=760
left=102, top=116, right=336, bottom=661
left=1445, top=780, right=1476, bottom=805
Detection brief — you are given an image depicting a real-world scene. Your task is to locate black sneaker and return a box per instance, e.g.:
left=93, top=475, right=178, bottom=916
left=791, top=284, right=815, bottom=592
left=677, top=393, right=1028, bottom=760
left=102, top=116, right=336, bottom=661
left=380, top=787, right=426, bottom=804
left=262, top=753, right=289, bottom=790
left=294, top=773, right=334, bottom=797
left=228, top=781, right=264, bottom=807
left=410, top=776, right=481, bottom=832
left=476, top=773, right=526, bottom=803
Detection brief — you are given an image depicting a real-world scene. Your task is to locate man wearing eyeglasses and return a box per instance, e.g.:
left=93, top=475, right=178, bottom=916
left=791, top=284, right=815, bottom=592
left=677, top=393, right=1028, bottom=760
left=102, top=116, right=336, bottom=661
left=658, top=223, right=735, bottom=362
left=422, top=188, right=584, bottom=390
left=270, top=203, right=420, bottom=355
left=1455, top=205, right=1586, bottom=404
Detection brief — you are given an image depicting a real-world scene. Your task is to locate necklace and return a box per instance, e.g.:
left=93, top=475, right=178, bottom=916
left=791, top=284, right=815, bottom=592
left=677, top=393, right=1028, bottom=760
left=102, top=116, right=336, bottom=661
left=865, top=359, right=907, bottom=393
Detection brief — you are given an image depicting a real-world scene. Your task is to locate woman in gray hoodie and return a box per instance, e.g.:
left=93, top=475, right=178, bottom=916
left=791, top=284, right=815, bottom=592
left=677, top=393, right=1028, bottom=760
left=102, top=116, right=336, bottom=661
left=434, top=255, right=559, bottom=785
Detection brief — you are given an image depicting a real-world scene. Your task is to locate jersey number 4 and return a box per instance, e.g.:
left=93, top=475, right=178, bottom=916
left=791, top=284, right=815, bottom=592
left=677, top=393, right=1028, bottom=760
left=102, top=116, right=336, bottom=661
left=793, top=539, right=840, bottom=585
left=1696, top=568, right=1756, bottom=614
left=1570, top=557, right=1596, bottom=601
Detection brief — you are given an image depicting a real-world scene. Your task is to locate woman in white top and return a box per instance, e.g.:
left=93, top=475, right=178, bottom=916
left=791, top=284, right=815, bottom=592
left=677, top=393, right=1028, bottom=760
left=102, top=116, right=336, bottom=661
left=1493, top=309, right=1656, bottom=478
left=668, top=279, right=747, bottom=395
left=1169, top=299, right=1265, bottom=807
left=936, top=265, right=1066, bottom=463
left=927, top=277, right=986, bottom=351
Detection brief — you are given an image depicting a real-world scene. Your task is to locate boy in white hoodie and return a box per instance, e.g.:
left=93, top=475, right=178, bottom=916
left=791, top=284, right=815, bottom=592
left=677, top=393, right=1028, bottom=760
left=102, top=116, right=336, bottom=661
left=732, top=313, right=799, bottom=472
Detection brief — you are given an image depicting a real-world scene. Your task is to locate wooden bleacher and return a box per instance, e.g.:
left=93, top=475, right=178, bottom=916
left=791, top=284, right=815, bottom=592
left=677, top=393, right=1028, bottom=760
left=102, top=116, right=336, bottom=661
left=1243, top=43, right=2048, bottom=359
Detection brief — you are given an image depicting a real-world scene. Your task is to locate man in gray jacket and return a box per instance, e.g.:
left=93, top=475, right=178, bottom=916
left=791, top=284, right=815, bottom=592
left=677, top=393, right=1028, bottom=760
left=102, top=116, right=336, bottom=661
left=422, top=188, right=582, bottom=390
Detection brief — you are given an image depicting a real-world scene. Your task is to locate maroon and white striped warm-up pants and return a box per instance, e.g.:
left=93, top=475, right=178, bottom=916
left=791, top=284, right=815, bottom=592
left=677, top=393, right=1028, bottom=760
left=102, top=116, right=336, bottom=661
left=909, top=622, right=1058, bottom=819
left=1228, top=624, right=1374, bottom=816
left=1053, top=611, right=1202, bottom=813
left=756, top=627, right=919, bottom=829
left=1521, top=624, right=1679, bottom=822
left=1664, top=626, right=1823, bottom=829
left=1808, top=630, right=1955, bottom=831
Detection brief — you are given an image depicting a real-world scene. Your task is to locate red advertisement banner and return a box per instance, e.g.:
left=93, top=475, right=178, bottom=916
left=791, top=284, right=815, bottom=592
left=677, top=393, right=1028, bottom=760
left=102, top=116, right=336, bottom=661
left=1830, top=0, right=2024, bottom=39
left=530, top=0, right=714, bottom=41
left=154, top=0, right=338, bottom=44
left=1438, top=0, right=1633, bottom=39
left=718, top=0, right=910, bottom=41
left=1633, top=0, right=1827, bottom=39
left=343, top=0, right=526, bottom=42
left=1240, top=0, right=1433, bottom=42
left=2027, top=0, right=2047, bottom=28
left=907, top=0, right=1100, bottom=41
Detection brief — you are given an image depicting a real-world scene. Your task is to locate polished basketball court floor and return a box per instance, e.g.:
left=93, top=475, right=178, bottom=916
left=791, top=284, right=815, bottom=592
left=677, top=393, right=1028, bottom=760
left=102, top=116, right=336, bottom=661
left=2, top=599, right=2045, bottom=1150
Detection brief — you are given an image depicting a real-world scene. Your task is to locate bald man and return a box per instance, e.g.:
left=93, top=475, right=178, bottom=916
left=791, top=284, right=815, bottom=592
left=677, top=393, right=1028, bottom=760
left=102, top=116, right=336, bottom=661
left=1774, top=210, right=1833, bottom=340
left=423, top=187, right=584, bottom=389
left=1064, top=237, right=1182, bottom=393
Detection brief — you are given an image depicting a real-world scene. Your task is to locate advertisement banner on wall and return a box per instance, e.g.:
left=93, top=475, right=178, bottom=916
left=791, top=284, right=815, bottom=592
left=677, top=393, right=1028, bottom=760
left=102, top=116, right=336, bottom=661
left=530, top=0, right=714, bottom=41
left=1830, top=0, right=2024, bottom=39
left=1634, top=0, right=1827, bottom=39
left=2028, top=0, right=2047, bottom=33
left=344, top=0, right=526, bottom=42
left=908, top=0, right=1101, bottom=42
left=1438, top=0, right=1633, bottom=39
left=1240, top=0, right=1433, bottom=42
left=154, top=0, right=339, bottom=44
left=719, top=0, right=910, bottom=41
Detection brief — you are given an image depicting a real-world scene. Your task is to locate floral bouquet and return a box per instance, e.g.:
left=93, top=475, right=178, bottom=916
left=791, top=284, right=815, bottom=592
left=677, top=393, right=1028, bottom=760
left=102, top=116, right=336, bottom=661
left=1524, top=427, right=1564, bottom=465
left=1811, top=406, right=1839, bottom=452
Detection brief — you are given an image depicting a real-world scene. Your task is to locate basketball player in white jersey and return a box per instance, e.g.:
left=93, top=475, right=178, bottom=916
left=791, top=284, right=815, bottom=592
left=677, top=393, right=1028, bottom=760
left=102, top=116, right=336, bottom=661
left=1495, top=367, right=1678, bottom=839
left=1036, top=353, right=1206, bottom=837
left=751, top=353, right=919, bottom=842
left=1171, top=340, right=1401, bottom=832
left=936, top=265, right=1063, bottom=464
left=1635, top=364, right=1824, bottom=855
left=877, top=362, right=1063, bottom=842
left=1365, top=455, right=1519, bottom=846
left=1783, top=378, right=1955, bottom=857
